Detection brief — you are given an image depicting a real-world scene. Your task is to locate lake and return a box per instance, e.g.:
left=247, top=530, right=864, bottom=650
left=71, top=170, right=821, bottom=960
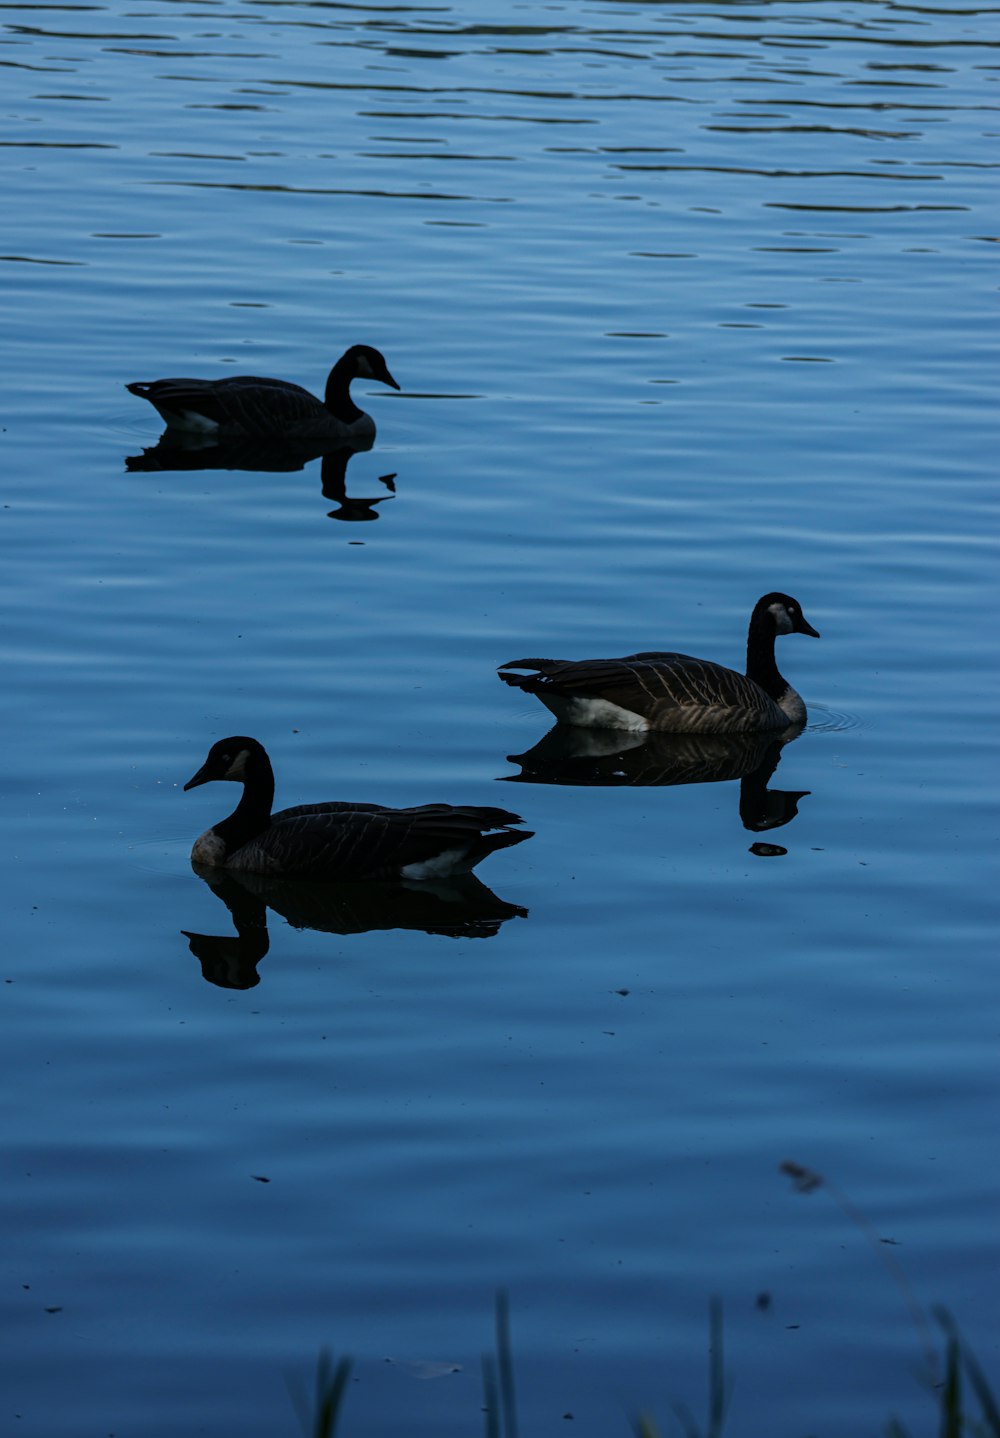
left=2, top=0, right=998, bottom=1433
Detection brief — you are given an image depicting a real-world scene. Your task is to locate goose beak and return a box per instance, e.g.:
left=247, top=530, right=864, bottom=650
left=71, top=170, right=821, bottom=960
left=183, top=763, right=212, bottom=791
left=379, top=364, right=401, bottom=391
left=797, top=615, right=820, bottom=639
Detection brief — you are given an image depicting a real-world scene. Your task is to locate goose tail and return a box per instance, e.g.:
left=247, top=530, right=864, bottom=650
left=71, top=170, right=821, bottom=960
left=462, top=825, right=534, bottom=870
left=498, top=659, right=555, bottom=691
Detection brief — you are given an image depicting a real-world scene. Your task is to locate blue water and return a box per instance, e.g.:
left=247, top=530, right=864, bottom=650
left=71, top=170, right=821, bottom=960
left=2, top=1, right=998, bottom=1433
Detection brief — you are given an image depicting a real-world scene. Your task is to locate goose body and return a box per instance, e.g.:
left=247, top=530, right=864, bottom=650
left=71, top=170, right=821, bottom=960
left=183, top=737, right=531, bottom=881
left=128, top=344, right=399, bottom=439
left=498, top=593, right=820, bottom=735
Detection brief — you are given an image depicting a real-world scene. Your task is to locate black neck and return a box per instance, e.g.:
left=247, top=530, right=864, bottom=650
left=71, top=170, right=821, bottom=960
left=745, top=611, right=786, bottom=700
left=324, top=355, right=364, bottom=424
left=213, top=753, right=275, bottom=855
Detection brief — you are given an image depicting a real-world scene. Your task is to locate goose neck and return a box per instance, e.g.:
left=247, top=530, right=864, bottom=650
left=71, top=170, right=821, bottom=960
left=215, top=754, right=275, bottom=854
left=745, top=613, right=785, bottom=701
left=324, top=356, right=364, bottom=424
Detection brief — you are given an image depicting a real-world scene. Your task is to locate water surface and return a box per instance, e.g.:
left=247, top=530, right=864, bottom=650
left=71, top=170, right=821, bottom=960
left=2, top=1, right=998, bottom=1433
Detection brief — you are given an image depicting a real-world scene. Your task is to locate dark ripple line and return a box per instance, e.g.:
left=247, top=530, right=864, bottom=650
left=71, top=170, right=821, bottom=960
left=360, top=109, right=596, bottom=125
left=147, top=179, right=512, bottom=202
left=0, top=253, right=86, bottom=265
left=0, top=58, right=76, bottom=72
left=107, top=48, right=268, bottom=59
left=614, top=163, right=945, bottom=181
left=5, top=24, right=172, bottom=38
left=768, top=202, right=966, bottom=212
left=0, top=139, right=117, bottom=148
left=737, top=98, right=1000, bottom=113
left=358, top=150, right=517, bottom=162
left=242, top=77, right=705, bottom=104
left=706, top=124, right=922, bottom=139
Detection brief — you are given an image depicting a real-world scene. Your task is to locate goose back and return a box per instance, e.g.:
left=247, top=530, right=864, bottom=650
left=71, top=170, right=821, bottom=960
left=498, top=593, right=819, bottom=735
left=228, top=801, right=530, bottom=882
left=184, top=737, right=531, bottom=881
left=127, top=376, right=335, bottom=438
left=128, top=343, right=399, bottom=439
left=500, top=652, right=792, bottom=734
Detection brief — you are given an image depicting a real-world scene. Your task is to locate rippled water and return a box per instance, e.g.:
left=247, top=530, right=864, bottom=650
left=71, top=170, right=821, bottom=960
left=2, top=1, right=998, bottom=1434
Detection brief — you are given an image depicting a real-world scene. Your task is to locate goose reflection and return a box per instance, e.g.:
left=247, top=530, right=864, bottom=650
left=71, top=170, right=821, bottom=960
left=501, top=725, right=810, bottom=833
left=319, top=448, right=396, bottom=522
left=126, top=438, right=397, bottom=523
left=182, top=864, right=528, bottom=990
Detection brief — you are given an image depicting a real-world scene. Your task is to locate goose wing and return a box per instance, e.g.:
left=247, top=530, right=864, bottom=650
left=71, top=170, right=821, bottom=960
left=499, top=652, right=749, bottom=704
left=127, top=376, right=326, bottom=432
left=239, top=802, right=530, bottom=881
left=497, top=658, right=788, bottom=736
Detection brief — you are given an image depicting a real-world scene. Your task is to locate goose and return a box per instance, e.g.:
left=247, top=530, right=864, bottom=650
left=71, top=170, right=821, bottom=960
left=183, top=736, right=532, bottom=881
left=127, top=344, right=399, bottom=439
left=498, top=592, right=820, bottom=735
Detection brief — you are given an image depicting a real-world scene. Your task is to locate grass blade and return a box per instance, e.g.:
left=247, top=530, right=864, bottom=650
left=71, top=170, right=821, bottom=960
left=495, top=1288, right=520, bottom=1438
left=707, top=1297, right=729, bottom=1438
left=933, top=1308, right=1000, bottom=1436
left=481, top=1351, right=500, bottom=1438
left=311, top=1349, right=353, bottom=1438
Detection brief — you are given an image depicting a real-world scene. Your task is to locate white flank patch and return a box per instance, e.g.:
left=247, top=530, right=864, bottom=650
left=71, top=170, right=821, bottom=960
left=540, top=693, right=650, bottom=732
left=400, top=847, right=470, bottom=880
left=165, top=409, right=220, bottom=434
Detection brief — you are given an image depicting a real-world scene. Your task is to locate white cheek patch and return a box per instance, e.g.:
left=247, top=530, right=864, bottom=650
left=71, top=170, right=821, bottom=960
left=355, top=354, right=375, bottom=378
left=224, top=748, right=250, bottom=780
left=768, top=602, right=793, bottom=634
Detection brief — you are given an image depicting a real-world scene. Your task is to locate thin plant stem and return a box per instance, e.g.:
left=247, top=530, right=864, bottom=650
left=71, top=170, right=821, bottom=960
left=495, top=1288, right=520, bottom=1438
left=481, top=1352, right=500, bottom=1438
left=780, top=1161, right=936, bottom=1371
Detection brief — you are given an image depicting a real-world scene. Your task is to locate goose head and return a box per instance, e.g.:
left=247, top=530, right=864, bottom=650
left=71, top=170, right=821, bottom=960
left=184, top=736, right=266, bottom=790
left=755, top=593, right=820, bottom=640
left=341, top=344, right=400, bottom=392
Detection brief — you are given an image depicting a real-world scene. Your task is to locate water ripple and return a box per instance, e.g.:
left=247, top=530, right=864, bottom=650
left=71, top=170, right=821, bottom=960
left=807, top=705, right=864, bottom=734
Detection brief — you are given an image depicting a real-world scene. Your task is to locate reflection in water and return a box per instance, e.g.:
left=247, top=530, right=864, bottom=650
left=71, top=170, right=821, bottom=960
left=125, top=431, right=364, bottom=474
left=126, top=437, right=397, bottom=522
left=502, top=725, right=810, bottom=834
left=319, top=450, right=396, bottom=523
left=183, top=863, right=529, bottom=989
